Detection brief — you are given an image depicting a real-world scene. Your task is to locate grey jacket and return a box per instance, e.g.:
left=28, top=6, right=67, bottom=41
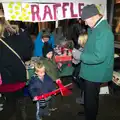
left=72, top=47, right=83, bottom=64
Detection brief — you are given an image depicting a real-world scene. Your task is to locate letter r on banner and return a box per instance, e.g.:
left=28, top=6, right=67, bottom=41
left=31, top=5, right=41, bottom=21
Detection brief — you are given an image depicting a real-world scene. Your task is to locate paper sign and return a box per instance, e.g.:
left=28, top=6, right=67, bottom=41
left=2, top=2, right=106, bottom=22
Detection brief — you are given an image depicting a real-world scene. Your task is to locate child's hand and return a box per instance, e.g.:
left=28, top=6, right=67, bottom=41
left=72, top=48, right=82, bottom=60
left=46, top=51, right=53, bottom=59
left=33, top=96, right=38, bottom=101
left=57, top=62, right=62, bottom=69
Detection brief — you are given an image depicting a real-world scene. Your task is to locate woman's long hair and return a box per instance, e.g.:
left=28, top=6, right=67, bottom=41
left=0, top=17, right=5, bottom=37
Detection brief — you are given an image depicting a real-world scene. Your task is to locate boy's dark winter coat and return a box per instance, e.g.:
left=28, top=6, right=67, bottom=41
left=28, top=74, right=55, bottom=98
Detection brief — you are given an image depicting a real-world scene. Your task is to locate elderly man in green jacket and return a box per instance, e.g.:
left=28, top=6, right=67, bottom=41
left=72, top=4, right=114, bottom=120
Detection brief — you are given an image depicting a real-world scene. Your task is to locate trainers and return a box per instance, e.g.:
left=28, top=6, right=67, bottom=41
left=0, top=104, right=3, bottom=107
left=77, top=111, right=85, bottom=116
left=49, top=108, right=57, bottom=112
left=44, top=112, right=51, bottom=116
left=47, top=112, right=51, bottom=116
left=76, top=97, right=84, bottom=105
left=0, top=107, right=3, bottom=111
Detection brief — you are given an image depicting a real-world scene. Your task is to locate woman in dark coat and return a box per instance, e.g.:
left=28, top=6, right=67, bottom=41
left=0, top=12, right=33, bottom=119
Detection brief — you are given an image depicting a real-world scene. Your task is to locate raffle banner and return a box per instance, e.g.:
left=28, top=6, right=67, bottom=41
left=2, top=2, right=106, bottom=22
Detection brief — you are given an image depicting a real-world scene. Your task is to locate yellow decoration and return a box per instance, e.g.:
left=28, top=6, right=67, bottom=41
left=8, top=3, right=13, bottom=8
left=17, top=2, right=21, bottom=6
left=9, top=9, right=13, bottom=13
left=25, top=4, right=29, bottom=8
left=10, top=2, right=14, bottom=5
left=25, top=16, right=29, bottom=20
left=19, top=16, right=22, bottom=20
left=15, top=11, right=20, bottom=15
left=15, top=6, right=20, bottom=10
left=22, top=8, right=26, bottom=13
left=28, top=11, right=31, bottom=15
left=22, top=13, right=26, bottom=16
left=22, top=16, right=25, bottom=20
left=11, top=15, right=16, bottom=19
left=7, top=3, right=31, bottom=21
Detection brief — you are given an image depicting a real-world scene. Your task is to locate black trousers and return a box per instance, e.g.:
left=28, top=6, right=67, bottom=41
left=78, top=78, right=100, bottom=120
left=0, top=88, right=26, bottom=120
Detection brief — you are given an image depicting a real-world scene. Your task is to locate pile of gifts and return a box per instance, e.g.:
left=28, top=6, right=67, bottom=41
left=54, top=45, right=72, bottom=62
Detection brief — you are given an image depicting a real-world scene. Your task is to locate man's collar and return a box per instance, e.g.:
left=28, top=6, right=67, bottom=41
left=93, top=16, right=103, bottom=28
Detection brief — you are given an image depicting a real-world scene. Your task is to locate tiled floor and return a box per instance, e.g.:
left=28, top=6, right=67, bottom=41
left=0, top=79, right=120, bottom=120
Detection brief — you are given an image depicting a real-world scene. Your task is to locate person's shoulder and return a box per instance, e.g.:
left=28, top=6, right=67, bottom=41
left=44, top=74, right=53, bottom=82
left=102, top=21, right=113, bottom=35
left=30, top=75, right=38, bottom=82
left=30, top=75, right=41, bottom=85
left=31, top=74, right=37, bottom=78
left=98, top=20, right=110, bottom=30
left=44, top=74, right=51, bottom=79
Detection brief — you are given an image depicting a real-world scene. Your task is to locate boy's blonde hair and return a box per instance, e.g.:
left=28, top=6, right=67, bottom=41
left=78, top=33, right=88, bottom=47
left=34, top=61, right=45, bottom=73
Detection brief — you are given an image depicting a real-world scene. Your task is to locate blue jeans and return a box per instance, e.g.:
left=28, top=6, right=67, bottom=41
left=36, top=98, right=51, bottom=120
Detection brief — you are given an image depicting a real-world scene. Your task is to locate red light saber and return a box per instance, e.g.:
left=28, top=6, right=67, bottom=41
left=34, top=79, right=73, bottom=101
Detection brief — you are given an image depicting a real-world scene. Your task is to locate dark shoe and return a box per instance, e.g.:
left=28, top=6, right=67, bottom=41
left=49, top=107, right=58, bottom=112
left=77, top=111, right=85, bottom=116
left=44, top=112, right=51, bottom=117
left=76, top=97, right=84, bottom=105
left=16, top=98, right=27, bottom=120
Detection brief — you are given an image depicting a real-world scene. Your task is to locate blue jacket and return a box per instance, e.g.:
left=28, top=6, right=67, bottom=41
left=28, top=74, right=55, bottom=98
left=33, top=32, right=55, bottom=57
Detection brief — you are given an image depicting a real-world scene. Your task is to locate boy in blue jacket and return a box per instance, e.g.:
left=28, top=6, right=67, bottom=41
left=33, top=29, right=55, bottom=57
left=28, top=61, right=55, bottom=120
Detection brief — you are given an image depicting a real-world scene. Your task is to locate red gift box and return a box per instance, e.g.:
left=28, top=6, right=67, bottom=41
left=55, top=55, right=72, bottom=62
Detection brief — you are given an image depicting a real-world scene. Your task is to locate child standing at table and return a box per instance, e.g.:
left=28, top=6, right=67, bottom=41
left=72, top=32, right=88, bottom=105
left=72, top=32, right=88, bottom=79
left=28, top=61, right=56, bottom=120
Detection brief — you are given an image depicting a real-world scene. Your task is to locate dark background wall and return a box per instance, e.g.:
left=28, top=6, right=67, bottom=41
left=107, top=0, right=115, bottom=26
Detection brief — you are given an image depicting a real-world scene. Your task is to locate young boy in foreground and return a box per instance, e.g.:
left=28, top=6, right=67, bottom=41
left=28, top=61, right=55, bottom=120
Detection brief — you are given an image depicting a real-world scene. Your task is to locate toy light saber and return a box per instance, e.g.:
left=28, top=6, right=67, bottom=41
left=34, top=79, right=73, bottom=101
